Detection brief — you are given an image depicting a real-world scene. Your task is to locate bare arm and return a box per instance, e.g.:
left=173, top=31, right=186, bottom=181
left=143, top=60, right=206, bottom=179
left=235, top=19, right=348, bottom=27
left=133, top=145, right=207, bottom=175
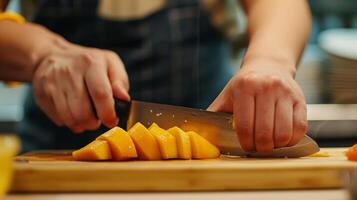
left=240, top=0, right=311, bottom=75
left=209, top=0, right=311, bottom=153
left=0, top=21, right=63, bottom=81
left=0, top=21, right=130, bottom=133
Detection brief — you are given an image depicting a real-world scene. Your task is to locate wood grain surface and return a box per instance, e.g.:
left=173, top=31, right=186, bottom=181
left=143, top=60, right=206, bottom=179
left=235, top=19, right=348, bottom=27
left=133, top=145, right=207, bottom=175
left=10, top=148, right=357, bottom=192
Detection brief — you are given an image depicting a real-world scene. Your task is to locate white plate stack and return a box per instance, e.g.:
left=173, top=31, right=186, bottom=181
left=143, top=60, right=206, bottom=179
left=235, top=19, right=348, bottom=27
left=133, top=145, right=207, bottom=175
left=295, top=45, right=325, bottom=103
left=319, top=29, right=357, bottom=103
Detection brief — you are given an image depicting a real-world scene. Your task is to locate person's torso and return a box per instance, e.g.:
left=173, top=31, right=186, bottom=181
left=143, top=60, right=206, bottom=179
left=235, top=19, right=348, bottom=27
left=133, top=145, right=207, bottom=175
left=19, top=0, right=234, bottom=151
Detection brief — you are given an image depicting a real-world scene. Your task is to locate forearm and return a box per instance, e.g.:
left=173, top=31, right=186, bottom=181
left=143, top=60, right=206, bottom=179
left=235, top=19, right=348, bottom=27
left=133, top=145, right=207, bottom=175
left=0, top=21, right=67, bottom=82
left=240, top=0, right=311, bottom=76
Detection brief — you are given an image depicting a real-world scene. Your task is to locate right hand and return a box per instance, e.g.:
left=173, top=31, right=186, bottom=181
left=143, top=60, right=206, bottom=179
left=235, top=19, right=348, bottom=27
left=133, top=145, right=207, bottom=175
left=32, top=42, right=130, bottom=133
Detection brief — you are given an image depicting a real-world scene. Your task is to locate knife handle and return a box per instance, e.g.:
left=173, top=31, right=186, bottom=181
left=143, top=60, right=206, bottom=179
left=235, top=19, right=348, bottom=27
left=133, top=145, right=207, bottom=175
left=114, top=98, right=131, bottom=129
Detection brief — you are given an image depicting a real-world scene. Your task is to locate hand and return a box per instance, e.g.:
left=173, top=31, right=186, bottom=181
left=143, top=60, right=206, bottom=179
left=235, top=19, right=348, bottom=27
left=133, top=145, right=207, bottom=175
left=32, top=42, right=130, bottom=133
left=208, top=60, right=307, bottom=153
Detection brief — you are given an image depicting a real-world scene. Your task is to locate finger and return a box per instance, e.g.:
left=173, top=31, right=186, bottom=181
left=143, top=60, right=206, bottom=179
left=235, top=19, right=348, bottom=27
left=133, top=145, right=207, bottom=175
left=288, top=102, right=307, bottom=146
left=274, top=100, right=293, bottom=148
left=255, top=94, right=275, bottom=153
left=106, top=52, right=130, bottom=101
left=207, top=85, right=233, bottom=113
left=34, top=95, right=63, bottom=127
left=32, top=74, right=64, bottom=127
left=46, top=83, right=77, bottom=131
left=58, top=70, right=100, bottom=131
left=234, top=91, right=255, bottom=152
left=85, top=64, right=118, bottom=128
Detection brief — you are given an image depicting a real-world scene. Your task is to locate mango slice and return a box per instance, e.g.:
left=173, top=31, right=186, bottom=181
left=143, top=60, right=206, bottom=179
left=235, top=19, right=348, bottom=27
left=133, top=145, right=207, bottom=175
left=128, top=122, right=161, bottom=160
left=187, top=131, right=220, bottom=159
left=72, top=140, right=112, bottom=161
left=97, top=127, right=137, bottom=161
left=149, top=123, right=178, bottom=159
left=167, top=126, right=191, bottom=159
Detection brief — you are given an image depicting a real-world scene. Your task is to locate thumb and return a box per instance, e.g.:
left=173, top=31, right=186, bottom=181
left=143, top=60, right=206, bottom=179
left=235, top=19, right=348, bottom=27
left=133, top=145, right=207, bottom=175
left=112, top=81, right=130, bottom=101
left=207, top=84, right=233, bottom=112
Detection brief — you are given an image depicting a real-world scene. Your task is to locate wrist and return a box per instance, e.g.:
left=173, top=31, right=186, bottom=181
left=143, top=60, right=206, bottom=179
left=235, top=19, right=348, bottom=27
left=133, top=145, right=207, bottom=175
left=28, top=27, right=69, bottom=80
left=241, top=53, right=297, bottom=77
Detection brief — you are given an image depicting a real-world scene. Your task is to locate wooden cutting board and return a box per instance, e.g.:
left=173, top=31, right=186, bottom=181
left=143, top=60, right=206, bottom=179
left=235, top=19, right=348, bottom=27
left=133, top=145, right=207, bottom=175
left=10, top=148, right=357, bottom=192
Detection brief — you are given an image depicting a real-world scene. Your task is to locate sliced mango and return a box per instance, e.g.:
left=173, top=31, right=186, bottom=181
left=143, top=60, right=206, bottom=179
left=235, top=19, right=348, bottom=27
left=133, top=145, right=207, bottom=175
left=149, top=123, right=178, bottom=159
left=72, top=140, right=112, bottom=161
left=128, top=122, right=161, bottom=160
left=96, top=127, right=137, bottom=161
left=167, top=126, right=191, bottom=159
left=187, top=131, right=220, bottom=159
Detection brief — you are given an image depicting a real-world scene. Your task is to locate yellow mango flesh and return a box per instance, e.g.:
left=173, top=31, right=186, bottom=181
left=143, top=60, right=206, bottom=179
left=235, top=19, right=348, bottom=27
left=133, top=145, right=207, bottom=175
left=72, top=140, right=112, bottom=161
left=187, top=131, right=220, bottom=159
left=149, top=123, right=178, bottom=159
left=128, top=122, right=161, bottom=160
left=167, top=126, right=191, bottom=159
left=97, top=127, right=137, bottom=161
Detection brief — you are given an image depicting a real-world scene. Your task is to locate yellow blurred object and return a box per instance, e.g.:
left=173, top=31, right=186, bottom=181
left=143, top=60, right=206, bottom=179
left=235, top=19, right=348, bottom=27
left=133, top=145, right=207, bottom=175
left=0, top=134, right=20, bottom=198
left=3, top=81, right=22, bottom=88
left=308, top=151, right=330, bottom=157
left=0, top=12, right=25, bottom=88
left=0, top=12, right=25, bottom=24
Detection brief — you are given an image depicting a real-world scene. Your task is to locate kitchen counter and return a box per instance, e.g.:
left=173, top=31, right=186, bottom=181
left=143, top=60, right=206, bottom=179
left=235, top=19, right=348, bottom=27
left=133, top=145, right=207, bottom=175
left=5, top=189, right=350, bottom=200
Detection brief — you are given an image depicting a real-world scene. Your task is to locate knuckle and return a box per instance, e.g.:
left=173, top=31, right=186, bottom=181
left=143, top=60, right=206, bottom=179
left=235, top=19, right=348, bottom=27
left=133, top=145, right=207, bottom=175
left=265, top=76, right=284, bottom=91
left=269, top=75, right=284, bottom=87
left=281, top=85, right=293, bottom=97
left=255, top=130, right=273, bottom=144
left=275, top=132, right=291, bottom=145
left=78, top=52, right=97, bottom=67
left=91, top=88, right=110, bottom=101
left=237, top=122, right=252, bottom=137
left=295, top=120, right=308, bottom=133
left=237, top=73, right=259, bottom=87
left=57, top=65, right=72, bottom=76
left=106, top=50, right=119, bottom=59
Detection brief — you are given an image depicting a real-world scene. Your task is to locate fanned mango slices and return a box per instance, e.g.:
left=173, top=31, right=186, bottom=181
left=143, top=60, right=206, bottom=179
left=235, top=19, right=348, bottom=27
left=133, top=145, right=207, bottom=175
left=72, top=122, right=220, bottom=161
left=128, top=122, right=161, bottom=160
left=97, top=127, right=137, bottom=161
left=149, top=123, right=178, bottom=159
left=72, top=140, right=112, bottom=161
left=167, top=126, right=191, bottom=159
left=188, top=131, right=220, bottom=159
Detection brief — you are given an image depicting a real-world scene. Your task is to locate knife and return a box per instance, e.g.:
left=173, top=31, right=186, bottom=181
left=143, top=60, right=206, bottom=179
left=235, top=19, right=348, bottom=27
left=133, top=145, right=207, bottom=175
left=114, top=99, right=320, bottom=158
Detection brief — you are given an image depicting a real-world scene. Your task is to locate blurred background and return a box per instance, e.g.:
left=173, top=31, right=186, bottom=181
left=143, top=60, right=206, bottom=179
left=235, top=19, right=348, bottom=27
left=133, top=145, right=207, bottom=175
left=1, top=0, right=357, bottom=146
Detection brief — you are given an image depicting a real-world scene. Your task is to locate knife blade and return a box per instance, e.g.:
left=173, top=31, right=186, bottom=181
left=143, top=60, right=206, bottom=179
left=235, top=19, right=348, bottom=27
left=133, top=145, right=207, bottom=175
left=114, top=99, right=320, bottom=158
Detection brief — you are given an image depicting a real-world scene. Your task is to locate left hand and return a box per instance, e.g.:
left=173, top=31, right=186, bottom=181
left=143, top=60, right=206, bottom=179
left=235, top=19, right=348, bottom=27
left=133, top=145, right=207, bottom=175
left=208, top=60, right=307, bottom=153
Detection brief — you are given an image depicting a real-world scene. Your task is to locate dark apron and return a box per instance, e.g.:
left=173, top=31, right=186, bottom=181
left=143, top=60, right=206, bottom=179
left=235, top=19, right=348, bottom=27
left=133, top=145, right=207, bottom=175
left=17, top=0, right=233, bottom=152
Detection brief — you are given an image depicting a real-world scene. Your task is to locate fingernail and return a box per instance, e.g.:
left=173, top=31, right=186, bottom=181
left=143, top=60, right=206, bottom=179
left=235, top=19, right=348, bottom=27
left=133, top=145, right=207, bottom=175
left=88, top=120, right=100, bottom=130
left=106, top=118, right=118, bottom=128
left=120, top=87, right=130, bottom=101
left=71, top=127, right=83, bottom=134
